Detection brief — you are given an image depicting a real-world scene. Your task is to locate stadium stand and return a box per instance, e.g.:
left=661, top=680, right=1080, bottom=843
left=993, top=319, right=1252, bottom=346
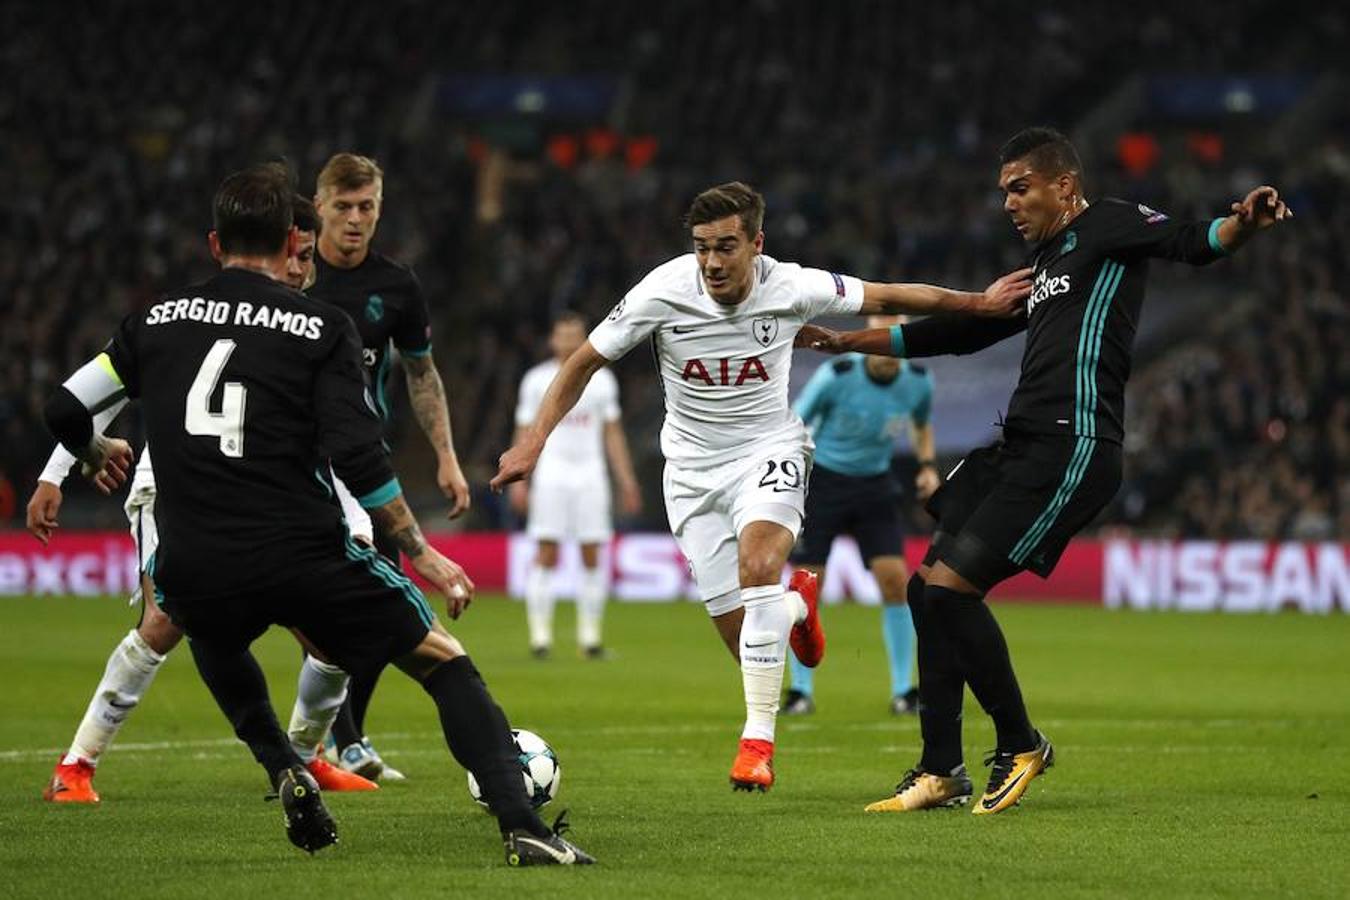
left=2, top=1, right=1344, bottom=537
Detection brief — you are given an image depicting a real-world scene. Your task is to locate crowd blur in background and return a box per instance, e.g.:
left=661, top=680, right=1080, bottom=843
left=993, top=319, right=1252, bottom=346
left=2, top=1, right=1345, bottom=539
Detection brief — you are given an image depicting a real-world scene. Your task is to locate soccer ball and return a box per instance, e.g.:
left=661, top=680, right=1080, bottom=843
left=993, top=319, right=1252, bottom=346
left=467, top=728, right=560, bottom=809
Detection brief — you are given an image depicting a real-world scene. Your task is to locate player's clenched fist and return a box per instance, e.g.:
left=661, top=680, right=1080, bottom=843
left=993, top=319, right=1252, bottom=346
left=80, top=436, right=134, bottom=495
left=411, top=549, right=475, bottom=619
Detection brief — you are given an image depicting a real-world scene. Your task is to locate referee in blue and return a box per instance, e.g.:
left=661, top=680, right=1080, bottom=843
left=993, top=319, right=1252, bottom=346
left=784, top=315, right=938, bottom=716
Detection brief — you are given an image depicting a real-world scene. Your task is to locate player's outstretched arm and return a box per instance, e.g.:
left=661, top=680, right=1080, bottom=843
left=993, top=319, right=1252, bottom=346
left=368, top=493, right=475, bottom=619
left=402, top=353, right=471, bottom=519
left=802, top=315, right=1027, bottom=359
left=858, top=268, right=1032, bottom=317
left=491, top=340, right=609, bottom=491
left=1120, top=187, right=1292, bottom=264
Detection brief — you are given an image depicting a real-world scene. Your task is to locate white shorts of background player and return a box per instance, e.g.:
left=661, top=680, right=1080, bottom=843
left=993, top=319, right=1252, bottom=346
left=527, top=472, right=613, bottom=544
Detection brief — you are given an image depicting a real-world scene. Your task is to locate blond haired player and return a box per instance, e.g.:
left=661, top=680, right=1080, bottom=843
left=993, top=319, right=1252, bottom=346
left=300, top=153, right=472, bottom=781
left=493, top=182, right=1030, bottom=791
left=510, top=312, right=642, bottom=658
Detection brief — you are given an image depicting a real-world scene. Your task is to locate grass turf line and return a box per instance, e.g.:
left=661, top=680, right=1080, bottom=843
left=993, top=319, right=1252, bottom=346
left=1, top=596, right=1347, bottom=899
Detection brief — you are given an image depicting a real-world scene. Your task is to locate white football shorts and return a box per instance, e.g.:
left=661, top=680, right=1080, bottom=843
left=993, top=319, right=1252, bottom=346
left=123, top=483, right=159, bottom=604
left=662, top=439, right=812, bottom=615
left=528, top=473, right=613, bottom=544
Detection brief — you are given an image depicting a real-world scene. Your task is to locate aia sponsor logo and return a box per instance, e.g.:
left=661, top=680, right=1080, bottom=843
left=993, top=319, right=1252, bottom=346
left=680, top=356, right=769, bottom=386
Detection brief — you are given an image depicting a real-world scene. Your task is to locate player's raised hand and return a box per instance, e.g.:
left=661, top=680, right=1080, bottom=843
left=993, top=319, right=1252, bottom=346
left=798, top=324, right=846, bottom=353
left=410, top=547, right=476, bottom=619
left=1231, top=186, right=1292, bottom=231
left=26, top=481, right=63, bottom=545
left=79, top=436, right=134, bottom=496
left=491, top=437, right=542, bottom=492
left=972, top=268, right=1033, bottom=317
left=437, top=456, right=472, bottom=519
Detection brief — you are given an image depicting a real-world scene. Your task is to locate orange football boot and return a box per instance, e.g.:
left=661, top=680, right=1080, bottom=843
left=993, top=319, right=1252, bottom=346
left=43, top=757, right=100, bottom=804
left=788, top=569, right=825, bottom=667
left=730, top=739, right=775, bottom=792
left=306, top=757, right=379, bottom=792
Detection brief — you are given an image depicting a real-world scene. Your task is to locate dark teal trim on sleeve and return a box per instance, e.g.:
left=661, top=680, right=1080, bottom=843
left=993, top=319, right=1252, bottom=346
left=357, top=477, right=402, bottom=509
left=399, top=345, right=433, bottom=358
left=889, top=324, right=906, bottom=358
left=1207, top=218, right=1229, bottom=255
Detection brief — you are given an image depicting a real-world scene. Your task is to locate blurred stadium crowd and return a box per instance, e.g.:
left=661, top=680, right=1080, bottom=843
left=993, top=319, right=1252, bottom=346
left=2, top=1, right=1345, bottom=538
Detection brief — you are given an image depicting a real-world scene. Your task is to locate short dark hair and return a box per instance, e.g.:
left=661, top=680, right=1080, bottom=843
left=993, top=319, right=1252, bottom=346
left=213, top=163, right=294, bottom=255
left=685, top=181, right=765, bottom=239
left=553, top=310, right=587, bottom=330
left=291, top=193, right=319, bottom=234
left=999, top=127, right=1083, bottom=179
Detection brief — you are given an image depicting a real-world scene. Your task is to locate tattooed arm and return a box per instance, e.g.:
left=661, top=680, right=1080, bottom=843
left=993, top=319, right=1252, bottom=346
left=318, top=319, right=474, bottom=617
left=403, top=352, right=470, bottom=519
left=370, top=493, right=475, bottom=618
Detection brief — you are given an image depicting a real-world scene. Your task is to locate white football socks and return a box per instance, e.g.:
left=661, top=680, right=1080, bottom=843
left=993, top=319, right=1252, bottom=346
left=525, top=564, right=556, bottom=650
left=576, top=566, right=607, bottom=649
left=287, top=656, right=350, bottom=763
left=64, top=629, right=166, bottom=766
left=786, top=588, right=807, bottom=624
left=738, top=584, right=791, bottom=743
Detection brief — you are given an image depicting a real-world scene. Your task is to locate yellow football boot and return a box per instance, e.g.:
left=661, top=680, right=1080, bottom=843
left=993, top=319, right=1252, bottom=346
left=865, top=767, right=973, bottom=812
left=973, top=732, right=1055, bottom=816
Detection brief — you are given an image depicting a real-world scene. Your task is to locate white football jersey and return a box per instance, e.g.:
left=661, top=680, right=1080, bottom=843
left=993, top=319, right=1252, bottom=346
left=588, top=253, right=864, bottom=466
left=516, top=359, right=620, bottom=481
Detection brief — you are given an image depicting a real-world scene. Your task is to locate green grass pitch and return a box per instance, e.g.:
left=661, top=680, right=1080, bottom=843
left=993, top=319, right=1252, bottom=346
left=1, top=595, right=1347, bottom=899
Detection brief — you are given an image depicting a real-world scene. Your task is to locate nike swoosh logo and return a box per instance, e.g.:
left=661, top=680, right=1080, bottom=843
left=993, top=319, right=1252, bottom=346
left=107, top=699, right=136, bottom=710
left=982, top=768, right=1030, bottom=809
left=671, top=325, right=698, bottom=334
left=744, top=639, right=777, bottom=649
left=514, top=835, right=575, bottom=864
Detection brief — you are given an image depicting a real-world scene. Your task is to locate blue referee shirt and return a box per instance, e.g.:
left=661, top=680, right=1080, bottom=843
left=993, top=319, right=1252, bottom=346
left=794, top=354, right=934, bottom=478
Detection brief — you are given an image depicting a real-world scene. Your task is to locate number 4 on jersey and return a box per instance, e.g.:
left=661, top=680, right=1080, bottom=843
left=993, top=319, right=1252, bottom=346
left=186, top=339, right=247, bottom=458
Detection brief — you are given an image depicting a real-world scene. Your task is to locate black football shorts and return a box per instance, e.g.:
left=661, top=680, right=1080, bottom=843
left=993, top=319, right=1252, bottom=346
left=921, top=431, right=1122, bottom=592
left=791, top=464, right=905, bottom=566
left=159, top=531, right=434, bottom=678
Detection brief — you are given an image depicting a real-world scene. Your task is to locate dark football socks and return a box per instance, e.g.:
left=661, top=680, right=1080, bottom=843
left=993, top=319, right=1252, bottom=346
left=330, top=671, right=377, bottom=750
left=190, top=638, right=302, bottom=787
left=927, top=584, right=1038, bottom=754
left=420, top=657, right=548, bottom=837
left=907, top=575, right=967, bottom=774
